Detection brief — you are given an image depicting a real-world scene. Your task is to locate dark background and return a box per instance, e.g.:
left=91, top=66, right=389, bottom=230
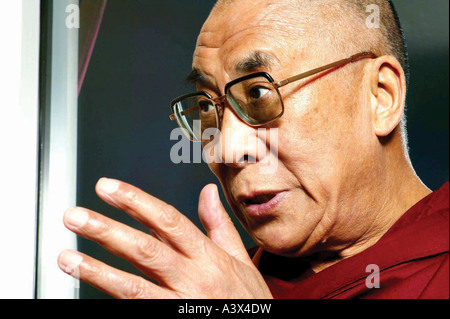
left=77, top=0, right=449, bottom=298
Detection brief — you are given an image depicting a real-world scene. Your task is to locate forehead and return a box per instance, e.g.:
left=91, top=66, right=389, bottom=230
left=199, top=0, right=289, bottom=44
left=193, top=0, right=307, bottom=81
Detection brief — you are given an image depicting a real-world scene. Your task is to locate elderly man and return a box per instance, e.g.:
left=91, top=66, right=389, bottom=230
left=58, top=0, right=448, bottom=299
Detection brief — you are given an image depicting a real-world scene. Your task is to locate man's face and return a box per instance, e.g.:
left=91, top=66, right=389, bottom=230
left=193, top=0, right=378, bottom=257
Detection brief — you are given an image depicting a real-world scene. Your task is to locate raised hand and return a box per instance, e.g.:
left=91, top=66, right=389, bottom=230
left=57, top=178, right=272, bottom=299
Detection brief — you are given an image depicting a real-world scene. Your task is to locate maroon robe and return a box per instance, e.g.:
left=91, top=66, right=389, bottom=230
left=253, top=182, right=449, bottom=299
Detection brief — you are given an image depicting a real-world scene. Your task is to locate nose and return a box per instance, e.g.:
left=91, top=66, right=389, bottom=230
left=215, top=105, right=268, bottom=168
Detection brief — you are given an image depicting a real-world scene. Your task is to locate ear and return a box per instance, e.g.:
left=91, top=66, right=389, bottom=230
left=369, top=55, right=406, bottom=137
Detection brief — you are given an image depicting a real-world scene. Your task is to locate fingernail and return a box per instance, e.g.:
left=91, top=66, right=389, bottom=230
left=58, top=250, right=83, bottom=275
left=211, top=184, right=220, bottom=211
left=98, top=178, right=119, bottom=194
left=65, top=208, right=89, bottom=228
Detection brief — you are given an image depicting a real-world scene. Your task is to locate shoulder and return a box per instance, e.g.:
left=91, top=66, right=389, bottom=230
left=419, top=252, right=449, bottom=299
left=362, top=182, right=449, bottom=299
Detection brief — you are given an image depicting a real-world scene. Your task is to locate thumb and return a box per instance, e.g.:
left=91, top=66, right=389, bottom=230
left=198, top=184, right=252, bottom=265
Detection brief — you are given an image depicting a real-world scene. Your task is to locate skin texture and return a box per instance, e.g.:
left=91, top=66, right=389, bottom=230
left=58, top=0, right=432, bottom=297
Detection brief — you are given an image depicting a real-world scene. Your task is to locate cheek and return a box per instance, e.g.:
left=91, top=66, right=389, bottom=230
left=276, top=91, right=338, bottom=165
left=286, top=78, right=364, bottom=148
left=275, top=81, right=368, bottom=189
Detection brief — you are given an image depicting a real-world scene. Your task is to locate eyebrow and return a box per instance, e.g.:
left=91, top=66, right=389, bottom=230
left=234, top=51, right=277, bottom=74
left=185, top=51, right=278, bottom=87
left=185, top=68, right=204, bottom=85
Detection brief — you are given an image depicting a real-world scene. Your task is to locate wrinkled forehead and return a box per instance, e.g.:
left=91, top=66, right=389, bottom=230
left=192, top=0, right=309, bottom=85
left=198, top=1, right=282, bottom=45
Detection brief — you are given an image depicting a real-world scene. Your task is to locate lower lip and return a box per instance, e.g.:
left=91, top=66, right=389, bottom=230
left=244, top=191, right=288, bottom=218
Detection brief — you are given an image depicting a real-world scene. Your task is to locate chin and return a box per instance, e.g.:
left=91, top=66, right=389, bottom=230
left=250, top=226, right=311, bottom=257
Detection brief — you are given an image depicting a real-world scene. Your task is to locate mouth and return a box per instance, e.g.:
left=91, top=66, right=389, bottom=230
left=243, top=194, right=277, bottom=205
left=238, top=191, right=288, bottom=218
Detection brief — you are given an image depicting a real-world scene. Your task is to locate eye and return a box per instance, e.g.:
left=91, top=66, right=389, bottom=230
left=199, top=100, right=215, bottom=113
left=249, top=87, right=270, bottom=99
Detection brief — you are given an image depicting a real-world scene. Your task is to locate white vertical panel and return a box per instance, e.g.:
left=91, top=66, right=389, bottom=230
left=0, top=0, right=40, bottom=299
left=36, top=0, right=79, bottom=299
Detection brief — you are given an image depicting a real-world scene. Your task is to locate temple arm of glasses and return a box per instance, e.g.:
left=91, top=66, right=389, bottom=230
left=169, top=106, right=200, bottom=120
left=274, top=52, right=377, bottom=88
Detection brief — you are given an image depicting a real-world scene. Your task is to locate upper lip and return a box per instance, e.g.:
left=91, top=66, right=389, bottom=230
left=237, top=190, right=286, bottom=205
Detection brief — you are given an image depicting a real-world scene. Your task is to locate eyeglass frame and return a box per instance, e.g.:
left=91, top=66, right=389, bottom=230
left=169, top=51, right=377, bottom=141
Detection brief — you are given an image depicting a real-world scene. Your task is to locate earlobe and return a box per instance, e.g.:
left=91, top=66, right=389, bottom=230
left=370, top=56, right=406, bottom=137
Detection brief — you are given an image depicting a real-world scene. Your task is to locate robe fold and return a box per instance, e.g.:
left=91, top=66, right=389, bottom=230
left=254, top=182, right=449, bottom=299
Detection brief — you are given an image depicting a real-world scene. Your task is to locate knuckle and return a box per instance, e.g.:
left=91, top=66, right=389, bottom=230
left=134, top=237, right=157, bottom=262
left=82, top=260, right=105, bottom=282
left=123, top=279, right=150, bottom=299
left=93, top=219, right=112, bottom=243
left=196, top=267, right=222, bottom=297
left=161, top=205, right=183, bottom=231
left=133, top=237, right=171, bottom=269
left=123, top=188, right=139, bottom=206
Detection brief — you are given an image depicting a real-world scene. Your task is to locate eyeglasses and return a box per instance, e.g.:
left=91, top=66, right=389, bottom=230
left=169, top=52, right=376, bottom=142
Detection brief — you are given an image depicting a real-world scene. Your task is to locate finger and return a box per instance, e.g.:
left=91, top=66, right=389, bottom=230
left=94, top=178, right=205, bottom=257
left=57, top=249, right=176, bottom=299
left=198, top=184, right=252, bottom=265
left=63, top=206, right=182, bottom=284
